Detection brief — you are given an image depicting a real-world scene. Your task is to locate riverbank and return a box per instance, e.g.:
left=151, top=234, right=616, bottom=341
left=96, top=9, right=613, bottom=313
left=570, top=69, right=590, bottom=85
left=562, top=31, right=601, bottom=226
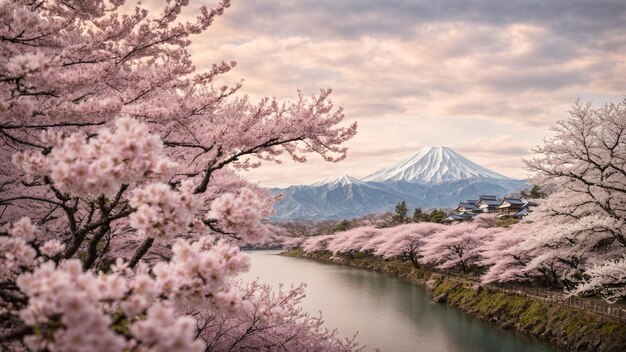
left=282, top=250, right=626, bottom=352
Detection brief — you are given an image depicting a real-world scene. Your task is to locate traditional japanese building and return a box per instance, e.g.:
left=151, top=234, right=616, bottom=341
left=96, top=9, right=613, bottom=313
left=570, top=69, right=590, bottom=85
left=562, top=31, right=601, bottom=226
left=442, top=212, right=477, bottom=222
left=455, top=201, right=480, bottom=214
left=496, top=197, right=532, bottom=218
left=475, top=195, right=500, bottom=213
left=445, top=195, right=539, bottom=222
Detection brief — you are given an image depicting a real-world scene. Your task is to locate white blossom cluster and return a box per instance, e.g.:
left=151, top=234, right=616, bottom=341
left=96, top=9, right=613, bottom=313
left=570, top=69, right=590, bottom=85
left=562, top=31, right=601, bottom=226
left=13, top=118, right=177, bottom=196
left=208, top=188, right=274, bottom=242
left=130, top=304, right=204, bottom=352
left=1, top=218, right=67, bottom=282
left=10, top=6, right=44, bottom=32
left=17, top=260, right=127, bottom=352
left=40, top=239, right=64, bottom=257
left=129, top=181, right=200, bottom=242
left=13, top=229, right=250, bottom=351
left=0, top=218, right=37, bottom=280
left=6, top=52, right=52, bottom=78
left=0, top=1, right=362, bottom=350
left=152, top=238, right=250, bottom=313
left=574, top=255, right=626, bottom=303
left=521, top=215, right=624, bottom=276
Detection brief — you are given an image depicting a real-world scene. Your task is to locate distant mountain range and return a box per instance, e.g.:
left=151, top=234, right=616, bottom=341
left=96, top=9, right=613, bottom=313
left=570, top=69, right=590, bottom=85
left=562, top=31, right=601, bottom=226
left=270, top=146, right=528, bottom=221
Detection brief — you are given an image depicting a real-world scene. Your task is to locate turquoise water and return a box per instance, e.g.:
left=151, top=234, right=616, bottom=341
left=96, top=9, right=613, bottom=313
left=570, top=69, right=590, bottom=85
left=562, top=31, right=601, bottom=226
left=240, top=250, right=560, bottom=352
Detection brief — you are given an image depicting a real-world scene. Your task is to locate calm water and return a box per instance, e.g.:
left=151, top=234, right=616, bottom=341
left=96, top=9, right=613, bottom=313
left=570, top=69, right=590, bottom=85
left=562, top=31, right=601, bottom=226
left=240, top=250, right=559, bottom=352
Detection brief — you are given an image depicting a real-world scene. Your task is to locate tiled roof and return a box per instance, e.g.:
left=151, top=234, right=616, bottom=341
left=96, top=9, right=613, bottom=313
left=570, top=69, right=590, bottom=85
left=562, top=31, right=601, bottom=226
left=497, top=197, right=526, bottom=208
left=512, top=208, right=529, bottom=218
left=444, top=213, right=477, bottom=221
left=504, top=197, right=525, bottom=205
left=457, top=202, right=479, bottom=211
left=477, top=199, right=500, bottom=207
left=479, top=195, right=497, bottom=200
left=497, top=208, right=530, bottom=219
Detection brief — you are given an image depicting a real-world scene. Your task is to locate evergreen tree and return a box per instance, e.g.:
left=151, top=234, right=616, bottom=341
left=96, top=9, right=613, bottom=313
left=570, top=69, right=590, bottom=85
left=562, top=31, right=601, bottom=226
left=392, top=201, right=409, bottom=224
left=529, top=185, right=545, bottom=199
left=333, top=220, right=353, bottom=232
left=522, top=184, right=546, bottom=199
left=429, top=209, right=447, bottom=223
left=412, top=207, right=423, bottom=222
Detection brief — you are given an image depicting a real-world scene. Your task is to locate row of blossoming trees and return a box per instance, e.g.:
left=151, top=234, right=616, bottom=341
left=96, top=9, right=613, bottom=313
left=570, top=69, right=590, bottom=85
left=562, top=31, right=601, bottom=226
left=0, top=1, right=363, bottom=351
left=298, top=100, right=626, bottom=304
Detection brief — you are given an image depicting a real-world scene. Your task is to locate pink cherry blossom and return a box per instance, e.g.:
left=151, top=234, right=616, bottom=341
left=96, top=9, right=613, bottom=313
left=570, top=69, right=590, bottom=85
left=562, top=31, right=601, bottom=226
left=129, top=182, right=200, bottom=242
left=0, top=1, right=358, bottom=349
left=208, top=188, right=274, bottom=242
left=13, top=118, right=178, bottom=196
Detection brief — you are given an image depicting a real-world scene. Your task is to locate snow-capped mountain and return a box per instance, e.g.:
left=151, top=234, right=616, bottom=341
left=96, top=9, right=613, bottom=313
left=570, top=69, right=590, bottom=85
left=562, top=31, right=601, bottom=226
left=311, top=175, right=365, bottom=187
left=270, top=147, right=527, bottom=220
left=362, top=146, right=509, bottom=184
left=271, top=180, right=418, bottom=221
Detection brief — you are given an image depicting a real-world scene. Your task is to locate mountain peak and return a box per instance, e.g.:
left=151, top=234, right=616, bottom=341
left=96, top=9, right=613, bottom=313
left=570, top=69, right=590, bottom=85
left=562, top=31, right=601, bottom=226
left=312, top=174, right=364, bottom=187
left=362, top=146, right=510, bottom=184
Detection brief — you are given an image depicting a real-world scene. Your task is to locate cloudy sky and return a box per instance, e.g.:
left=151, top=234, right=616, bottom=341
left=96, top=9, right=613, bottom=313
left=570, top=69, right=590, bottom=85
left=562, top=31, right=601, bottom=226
left=185, top=0, right=625, bottom=187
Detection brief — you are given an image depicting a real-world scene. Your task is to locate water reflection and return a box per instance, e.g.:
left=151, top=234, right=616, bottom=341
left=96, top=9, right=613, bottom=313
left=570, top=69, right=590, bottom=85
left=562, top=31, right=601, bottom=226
left=240, top=250, right=559, bottom=352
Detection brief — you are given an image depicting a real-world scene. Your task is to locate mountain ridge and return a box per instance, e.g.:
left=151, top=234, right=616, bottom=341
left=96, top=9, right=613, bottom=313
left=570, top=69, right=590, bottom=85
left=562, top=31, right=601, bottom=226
left=362, top=146, right=510, bottom=184
left=269, top=147, right=527, bottom=220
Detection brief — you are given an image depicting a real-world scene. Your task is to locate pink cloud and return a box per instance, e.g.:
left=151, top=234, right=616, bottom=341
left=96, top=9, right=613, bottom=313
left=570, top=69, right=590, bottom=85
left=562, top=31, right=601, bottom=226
left=155, top=0, right=625, bottom=186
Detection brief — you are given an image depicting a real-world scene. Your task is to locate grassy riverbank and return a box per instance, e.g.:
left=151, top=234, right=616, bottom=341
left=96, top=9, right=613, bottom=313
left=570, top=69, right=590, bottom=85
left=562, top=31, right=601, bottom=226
left=282, top=250, right=626, bottom=352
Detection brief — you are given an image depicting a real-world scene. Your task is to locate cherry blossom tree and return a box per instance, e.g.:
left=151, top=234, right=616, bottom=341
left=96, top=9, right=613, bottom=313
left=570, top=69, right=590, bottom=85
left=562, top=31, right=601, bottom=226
left=518, top=215, right=624, bottom=290
left=280, top=235, right=307, bottom=250
left=279, top=220, right=319, bottom=238
left=374, top=223, right=445, bottom=268
left=195, top=281, right=361, bottom=351
left=524, top=99, right=626, bottom=299
left=525, top=100, right=625, bottom=239
left=326, top=227, right=380, bottom=256
left=572, top=255, right=626, bottom=303
left=301, top=235, right=336, bottom=253
left=360, top=230, right=392, bottom=253
left=420, top=221, right=497, bottom=273
left=0, top=1, right=358, bottom=350
left=480, top=223, right=540, bottom=284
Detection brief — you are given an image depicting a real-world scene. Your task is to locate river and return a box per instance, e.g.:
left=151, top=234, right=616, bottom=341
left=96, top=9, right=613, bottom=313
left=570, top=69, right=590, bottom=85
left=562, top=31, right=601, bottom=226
left=240, top=250, right=559, bottom=352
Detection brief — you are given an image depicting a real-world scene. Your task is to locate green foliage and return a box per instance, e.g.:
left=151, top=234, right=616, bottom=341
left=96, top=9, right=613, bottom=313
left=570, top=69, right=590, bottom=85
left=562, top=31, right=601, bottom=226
left=530, top=185, right=546, bottom=198
left=493, top=217, right=520, bottom=228
left=353, top=251, right=367, bottom=259
left=412, top=207, right=428, bottom=222
left=392, top=201, right=409, bottom=224
left=333, top=219, right=352, bottom=232
left=430, top=278, right=626, bottom=350
left=521, top=184, right=546, bottom=199
left=428, top=209, right=446, bottom=223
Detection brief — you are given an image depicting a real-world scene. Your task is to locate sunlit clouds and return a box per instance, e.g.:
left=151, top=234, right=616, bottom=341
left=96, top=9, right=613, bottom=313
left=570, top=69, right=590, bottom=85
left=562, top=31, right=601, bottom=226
left=182, top=0, right=625, bottom=186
